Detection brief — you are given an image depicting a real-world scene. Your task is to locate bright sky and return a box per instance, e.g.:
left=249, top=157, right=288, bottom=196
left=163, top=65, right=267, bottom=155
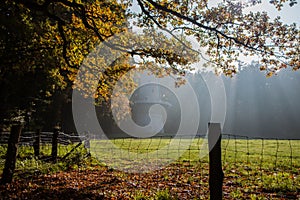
left=241, top=1, right=300, bottom=24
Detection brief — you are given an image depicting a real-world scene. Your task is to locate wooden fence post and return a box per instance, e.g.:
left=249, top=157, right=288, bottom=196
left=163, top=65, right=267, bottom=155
left=208, top=123, right=224, bottom=200
left=1, top=124, right=23, bottom=184
left=33, top=129, right=41, bottom=157
left=51, top=126, right=60, bottom=162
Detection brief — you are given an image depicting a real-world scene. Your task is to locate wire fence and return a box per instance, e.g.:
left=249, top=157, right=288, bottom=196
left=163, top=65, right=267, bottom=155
left=221, top=134, right=299, bottom=199
left=0, top=131, right=85, bottom=146
left=0, top=131, right=299, bottom=199
left=0, top=131, right=88, bottom=176
left=86, top=134, right=299, bottom=197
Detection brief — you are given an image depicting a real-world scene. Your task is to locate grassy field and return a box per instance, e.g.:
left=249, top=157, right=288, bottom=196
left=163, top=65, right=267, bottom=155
left=0, top=138, right=299, bottom=199
left=91, top=137, right=300, bottom=168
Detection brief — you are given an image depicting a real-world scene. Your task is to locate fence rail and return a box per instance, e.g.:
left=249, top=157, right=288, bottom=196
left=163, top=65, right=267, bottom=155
left=0, top=131, right=85, bottom=145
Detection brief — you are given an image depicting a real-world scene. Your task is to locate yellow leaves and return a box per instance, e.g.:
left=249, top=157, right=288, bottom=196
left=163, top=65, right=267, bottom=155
left=45, top=91, right=51, bottom=97
left=175, top=78, right=186, bottom=88
left=260, top=66, right=267, bottom=71
left=224, top=69, right=234, bottom=77
left=266, top=71, right=274, bottom=78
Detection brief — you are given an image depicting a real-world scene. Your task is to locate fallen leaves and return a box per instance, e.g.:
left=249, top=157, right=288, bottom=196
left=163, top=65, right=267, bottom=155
left=0, top=164, right=299, bottom=199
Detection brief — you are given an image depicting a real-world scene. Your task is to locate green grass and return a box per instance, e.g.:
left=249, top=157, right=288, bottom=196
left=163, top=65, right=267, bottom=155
left=89, top=138, right=300, bottom=194
left=0, top=138, right=299, bottom=198
left=89, top=138, right=299, bottom=167
left=0, top=143, right=101, bottom=177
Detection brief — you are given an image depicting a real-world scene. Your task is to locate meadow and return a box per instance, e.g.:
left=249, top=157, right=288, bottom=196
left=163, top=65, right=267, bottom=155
left=0, top=137, right=299, bottom=199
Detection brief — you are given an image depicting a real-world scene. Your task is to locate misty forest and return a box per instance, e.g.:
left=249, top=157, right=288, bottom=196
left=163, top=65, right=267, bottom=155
left=0, top=0, right=299, bottom=199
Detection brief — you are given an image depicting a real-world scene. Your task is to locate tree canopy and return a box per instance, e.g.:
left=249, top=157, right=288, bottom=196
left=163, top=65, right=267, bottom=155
left=134, top=0, right=299, bottom=75
left=0, top=0, right=299, bottom=128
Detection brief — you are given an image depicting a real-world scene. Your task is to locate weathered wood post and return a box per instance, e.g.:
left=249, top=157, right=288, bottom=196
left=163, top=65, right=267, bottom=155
left=208, top=123, right=224, bottom=200
left=33, top=129, right=41, bottom=157
left=1, top=124, right=23, bottom=184
left=51, top=126, right=60, bottom=162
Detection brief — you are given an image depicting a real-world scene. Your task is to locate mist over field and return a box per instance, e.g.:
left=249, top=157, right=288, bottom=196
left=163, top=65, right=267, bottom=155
left=164, top=67, right=300, bottom=139
left=91, top=66, right=300, bottom=139
left=222, top=67, right=300, bottom=139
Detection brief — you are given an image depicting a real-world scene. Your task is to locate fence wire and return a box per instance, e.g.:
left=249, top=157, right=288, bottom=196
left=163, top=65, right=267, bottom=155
left=0, top=131, right=88, bottom=176
left=0, top=132, right=299, bottom=199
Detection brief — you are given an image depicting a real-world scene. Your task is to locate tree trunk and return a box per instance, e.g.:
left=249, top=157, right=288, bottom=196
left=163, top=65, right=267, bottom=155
left=1, top=124, right=23, bottom=184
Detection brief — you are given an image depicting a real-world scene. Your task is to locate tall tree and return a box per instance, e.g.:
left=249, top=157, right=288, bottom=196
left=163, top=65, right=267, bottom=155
left=0, top=0, right=132, bottom=128
left=1, top=0, right=299, bottom=128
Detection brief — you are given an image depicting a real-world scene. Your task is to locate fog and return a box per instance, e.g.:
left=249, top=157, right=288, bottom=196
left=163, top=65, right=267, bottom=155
left=222, top=66, right=300, bottom=139
left=127, top=67, right=300, bottom=139
left=68, top=65, right=300, bottom=140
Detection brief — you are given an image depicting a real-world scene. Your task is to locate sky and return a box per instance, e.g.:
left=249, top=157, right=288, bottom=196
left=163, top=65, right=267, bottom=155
left=242, top=1, right=299, bottom=24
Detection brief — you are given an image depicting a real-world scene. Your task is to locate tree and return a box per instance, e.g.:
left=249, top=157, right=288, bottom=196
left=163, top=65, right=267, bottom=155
left=0, top=0, right=131, bottom=128
left=0, top=1, right=67, bottom=128
left=0, top=0, right=196, bottom=129
left=1, top=0, right=299, bottom=128
left=133, top=0, right=299, bottom=75
left=9, top=0, right=299, bottom=73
